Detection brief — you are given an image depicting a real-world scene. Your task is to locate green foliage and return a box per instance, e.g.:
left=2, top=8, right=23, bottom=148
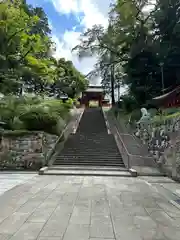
left=19, top=105, right=58, bottom=133
left=0, top=1, right=87, bottom=97
left=3, top=130, right=36, bottom=137
left=120, top=95, right=138, bottom=113
left=63, top=98, right=73, bottom=110
left=130, top=109, right=141, bottom=123
left=0, top=95, right=71, bottom=134
left=0, top=1, right=88, bottom=138
left=73, top=0, right=180, bottom=105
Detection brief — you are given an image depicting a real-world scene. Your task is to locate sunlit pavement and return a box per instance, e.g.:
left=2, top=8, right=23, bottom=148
left=0, top=174, right=180, bottom=239
left=0, top=173, right=37, bottom=196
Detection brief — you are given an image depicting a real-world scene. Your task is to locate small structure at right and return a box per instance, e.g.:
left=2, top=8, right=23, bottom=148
left=150, top=85, right=180, bottom=108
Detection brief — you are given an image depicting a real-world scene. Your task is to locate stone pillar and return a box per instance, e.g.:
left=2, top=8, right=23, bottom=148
left=99, top=95, right=102, bottom=107
left=85, top=100, right=89, bottom=108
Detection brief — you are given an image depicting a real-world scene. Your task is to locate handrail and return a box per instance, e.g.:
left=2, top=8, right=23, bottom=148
left=115, top=127, right=153, bottom=159
left=45, top=108, right=84, bottom=165
left=44, top=122, right=68, bottom=166
left=112, top=114, right=153, bottom=158
left=106, top=112, right=154, bottom=169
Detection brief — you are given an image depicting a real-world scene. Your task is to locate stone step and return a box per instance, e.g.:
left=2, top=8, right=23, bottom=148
left=54, top=162, right=125, bottom=167
left=60, top=149, right=120, bottom=153
left=62, top=146, right=119, bottom=149
left=55, top=157, right=123, bottom=162
left=58, top=154, right=122, bottom=159
left=59, top=155, right=121, bottom=159
left=42, top=169, right=132, bottom=177
left=64, top=143, right=118, bottom=148
left=49, top=165, right=127, bottom=171
left=67, top=135, right=115, bottom=139
left=65, top=141, right=117, bottom=145
left=67, top=136, right=114, bottom=139
left=52, top=108, right=126, bottom=171
left=62, top=147, right=119, bottom=151
left=69, top=134, right=114, bottom=138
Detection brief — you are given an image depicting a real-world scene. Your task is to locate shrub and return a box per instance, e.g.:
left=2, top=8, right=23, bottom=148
left=63, top=98, right=73, bottom=110
left=0, top=95, right=72, bottom=134
left=40, top=99, right=70, bottom=119
left=120, top=95, right=138, bottom=113
left=130, top=109, right=141, bottom=122
left=0, top=95, right=23, bottom=130
left=19, top=105, right=59, bottom=133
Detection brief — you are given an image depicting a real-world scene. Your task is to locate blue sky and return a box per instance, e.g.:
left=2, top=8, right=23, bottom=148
left=26, top=0, right=111, bottom=84
left=27, top=0, right=84, bottom=35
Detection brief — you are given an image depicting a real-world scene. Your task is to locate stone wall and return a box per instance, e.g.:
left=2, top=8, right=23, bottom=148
left=0, top=132, right=58, bottom=170
left=0, top=107, right=83, bottom=171
left=134, top=117, right=180, bottom=180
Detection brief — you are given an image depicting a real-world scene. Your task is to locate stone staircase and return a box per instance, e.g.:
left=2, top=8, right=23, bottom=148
left=44, top=107, right=131, bottom=176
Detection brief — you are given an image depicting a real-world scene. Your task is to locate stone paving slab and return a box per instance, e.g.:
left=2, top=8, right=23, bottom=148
left=10, top=222, right=44, bottom=240
left=0, top=173, right=37, bottom=196
left=0, top=175, right=180, bottom=239
left=0, top=234, right=12, bottom=240
left=90, top=239, right=114, bottom=240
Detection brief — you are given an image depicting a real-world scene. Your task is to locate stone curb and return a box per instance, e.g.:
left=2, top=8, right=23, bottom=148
left=129, top=168, right=138, bottom=177
left=39, top=166, right=48, bottom=175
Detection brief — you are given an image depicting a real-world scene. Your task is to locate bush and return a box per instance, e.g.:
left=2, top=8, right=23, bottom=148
left=19, top=106, right=58, bottom=133
left=120, top=95, right=138, bottom=113
left=40, top=99, right=71, bottom=119
left=0, top=95, right=72, bottom=134
left=130, top=109, right=141, bottom=122
left=0, top=95, right=24, bottom=130
left=63, top=98, right=73, bottom=110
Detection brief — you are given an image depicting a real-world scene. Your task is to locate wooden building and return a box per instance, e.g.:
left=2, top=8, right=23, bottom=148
left=151, top=85, right=180, bottom=108
left=79, top=86, right=110, bottom=107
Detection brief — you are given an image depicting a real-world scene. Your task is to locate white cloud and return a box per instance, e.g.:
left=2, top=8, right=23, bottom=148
left=50, top=0, right=79, bottom=14
left=79, top=0, right=109, bottom=29
left=50, top=0, right=110, bottom=28
left=48, top=19, right=53, bottom=31
left=52, top=31, right=99, bottom=84
left=49, top=0, right=112, bottom=84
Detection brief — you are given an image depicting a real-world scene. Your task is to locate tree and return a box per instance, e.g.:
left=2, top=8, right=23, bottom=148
left=73, top=24, right=123, bottom=105
left=73, top=0, right=178, bottom=106
left=152, top=0, right=180, bottom=88
left=0, top=0, right=87, bottom=97
left=111, top=0, right=180, bottom=104
left=49, top=58, right=88, bottom=98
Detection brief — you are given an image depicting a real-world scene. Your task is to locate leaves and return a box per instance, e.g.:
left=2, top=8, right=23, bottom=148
left=0, top=0, right=87, bottom=97
left=73, top=0, right=180, bottom=105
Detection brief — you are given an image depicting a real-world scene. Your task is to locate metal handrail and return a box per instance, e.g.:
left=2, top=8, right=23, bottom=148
left=45, top=108, right=84, bottom=166
left=116, top=132, right=153, bottom=158
left=44, top=123, right=68, bottom=166
left=107, top=112, right=154, bottom=169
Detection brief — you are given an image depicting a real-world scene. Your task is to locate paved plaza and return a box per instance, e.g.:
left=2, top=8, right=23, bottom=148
left=0, top=174, right=180, bottom=239
left=0, top=173, right=37, bottom=196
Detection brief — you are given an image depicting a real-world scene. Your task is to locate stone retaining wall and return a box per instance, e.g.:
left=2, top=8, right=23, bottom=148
left=133, top=117, right=180, bottom=180
left=0, top=132, right=58, bottom=170
left=0, top=107, right=83, bottom=171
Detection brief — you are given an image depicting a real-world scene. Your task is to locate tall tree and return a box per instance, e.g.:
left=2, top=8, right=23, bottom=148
left=0, top=0, right=87, bottom=97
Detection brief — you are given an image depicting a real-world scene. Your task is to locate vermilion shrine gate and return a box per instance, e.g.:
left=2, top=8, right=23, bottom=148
left=79, top=86, right=110, bottom=107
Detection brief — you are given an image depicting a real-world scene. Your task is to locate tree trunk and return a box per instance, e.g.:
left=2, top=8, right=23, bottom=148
left=111, top=64, right=115, bottom=105
left=117, top=81, right=120, bottom=101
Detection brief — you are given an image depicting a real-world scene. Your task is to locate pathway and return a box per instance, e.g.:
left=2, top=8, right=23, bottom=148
left=0, top=173, right=36, bottom=196
left=0, top=174, right=180, bottom=239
